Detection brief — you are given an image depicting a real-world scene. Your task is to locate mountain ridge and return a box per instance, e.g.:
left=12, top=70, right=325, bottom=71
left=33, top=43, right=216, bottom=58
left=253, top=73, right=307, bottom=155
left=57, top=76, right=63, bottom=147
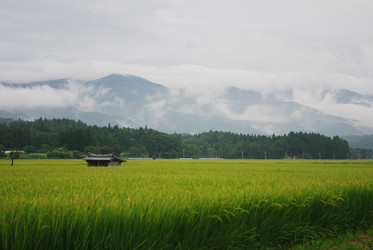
left=1, top=74, right=372, bottom=137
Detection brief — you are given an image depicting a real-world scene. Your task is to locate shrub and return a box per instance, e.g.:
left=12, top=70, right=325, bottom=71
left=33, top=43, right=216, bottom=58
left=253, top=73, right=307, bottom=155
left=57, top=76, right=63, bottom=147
left=47, top=148, right=73, bottom=159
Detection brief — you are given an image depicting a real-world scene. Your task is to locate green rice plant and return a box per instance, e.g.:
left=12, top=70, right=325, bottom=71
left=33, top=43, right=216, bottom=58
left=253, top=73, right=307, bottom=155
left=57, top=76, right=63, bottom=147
left=0, top=159, right=372, bottom=249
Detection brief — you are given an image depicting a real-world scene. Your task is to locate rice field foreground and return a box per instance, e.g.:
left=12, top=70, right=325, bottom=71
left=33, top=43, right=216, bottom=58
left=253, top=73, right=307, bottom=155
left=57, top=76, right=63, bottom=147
left=0, top=159, right=372, bottom=249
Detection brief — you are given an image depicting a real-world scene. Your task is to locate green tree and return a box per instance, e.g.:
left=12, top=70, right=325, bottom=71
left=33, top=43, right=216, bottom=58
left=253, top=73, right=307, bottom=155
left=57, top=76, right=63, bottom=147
left=39, top=144, right=53, bottom=153
left=269, top=138, right=288, bottom=159
left=0, top=144, right=5, bottom=158
left=23, top=145, right=36, bottom=154
left=128, top=146, right=140, bottom=157
left=9, top=151, right=20, bottom=166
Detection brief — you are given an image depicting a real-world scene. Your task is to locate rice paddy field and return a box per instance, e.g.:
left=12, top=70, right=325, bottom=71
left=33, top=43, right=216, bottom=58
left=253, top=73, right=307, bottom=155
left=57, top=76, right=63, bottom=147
left=0, top=159, right=372, bottom=249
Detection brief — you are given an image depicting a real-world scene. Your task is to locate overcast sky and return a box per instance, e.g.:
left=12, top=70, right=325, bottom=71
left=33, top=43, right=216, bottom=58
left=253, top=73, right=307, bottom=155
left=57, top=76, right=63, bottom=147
left=1, top=0, right=373, bottom=128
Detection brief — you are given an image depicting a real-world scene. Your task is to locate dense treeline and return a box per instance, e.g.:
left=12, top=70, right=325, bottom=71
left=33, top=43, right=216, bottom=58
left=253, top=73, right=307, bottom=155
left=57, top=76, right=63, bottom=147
left=0, top=118, right=352, bottom=159
left=349, top=148, right=373, bottom=159
left=182, top=130, right=350, bottom=159
left=0, top=118, right=182, bottom=159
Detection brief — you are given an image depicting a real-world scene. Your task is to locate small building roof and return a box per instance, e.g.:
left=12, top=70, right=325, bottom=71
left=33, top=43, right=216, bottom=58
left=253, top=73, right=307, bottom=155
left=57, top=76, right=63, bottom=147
left=83, top=153, right=126, bottom=162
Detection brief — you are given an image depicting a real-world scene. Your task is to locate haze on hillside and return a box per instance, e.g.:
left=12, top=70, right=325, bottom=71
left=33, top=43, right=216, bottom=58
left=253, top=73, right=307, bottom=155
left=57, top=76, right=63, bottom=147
left=1, top=1, right=372, bottom=135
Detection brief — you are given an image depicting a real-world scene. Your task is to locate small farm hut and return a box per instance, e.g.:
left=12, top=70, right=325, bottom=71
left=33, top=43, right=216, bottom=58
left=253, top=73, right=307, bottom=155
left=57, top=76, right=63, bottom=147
left=83, top=153, right=126, bottom=167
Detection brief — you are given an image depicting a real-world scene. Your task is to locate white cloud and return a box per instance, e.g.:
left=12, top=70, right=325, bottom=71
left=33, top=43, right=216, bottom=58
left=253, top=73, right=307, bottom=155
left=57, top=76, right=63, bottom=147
left=0, top=81, right=97, bottom=111
left=292, top=88, right=373, bottom=127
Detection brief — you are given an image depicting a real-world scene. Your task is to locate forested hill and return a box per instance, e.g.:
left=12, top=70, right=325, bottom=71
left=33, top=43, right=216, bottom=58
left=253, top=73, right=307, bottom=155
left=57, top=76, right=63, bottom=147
left=0, top=118, right=353, bottom=159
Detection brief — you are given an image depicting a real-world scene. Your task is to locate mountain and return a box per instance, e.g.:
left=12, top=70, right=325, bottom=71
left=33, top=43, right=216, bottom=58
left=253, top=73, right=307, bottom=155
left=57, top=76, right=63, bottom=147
left=334, top=89, right=372, bottom=106
left=1, top=74, right=372, bottom=136
left=342, top=135, right=373, bottom=149
left=0, top=110, right=28, bottom=120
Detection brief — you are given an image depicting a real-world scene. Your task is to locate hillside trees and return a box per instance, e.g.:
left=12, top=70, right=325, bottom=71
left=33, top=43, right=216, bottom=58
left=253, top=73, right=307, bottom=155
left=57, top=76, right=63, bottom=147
left=0, top=144, right=5, bottom=158
left=182, top=131, right=350, bottom=159
left=58, top=128, right=94, bottom=151
left=269, top=137, right=288, bottom=159
left=0, top=118, right=352, bottom=159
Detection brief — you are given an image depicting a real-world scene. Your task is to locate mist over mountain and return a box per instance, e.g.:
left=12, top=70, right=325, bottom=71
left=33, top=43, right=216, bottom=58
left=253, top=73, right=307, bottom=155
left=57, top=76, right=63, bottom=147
left=1, top=74, right=373, bottom=137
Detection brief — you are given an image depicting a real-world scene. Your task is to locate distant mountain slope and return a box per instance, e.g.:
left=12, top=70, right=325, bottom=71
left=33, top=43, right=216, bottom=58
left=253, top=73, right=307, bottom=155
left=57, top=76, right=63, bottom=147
left=342, top=135, right=373, bottom=149
left=1, top=74, right=372, bottom=136
left=334, top=89, right=372, bottom=106
left=87, top=74, right=166, bottom=92
left=0, top=110, right=27, bottom=120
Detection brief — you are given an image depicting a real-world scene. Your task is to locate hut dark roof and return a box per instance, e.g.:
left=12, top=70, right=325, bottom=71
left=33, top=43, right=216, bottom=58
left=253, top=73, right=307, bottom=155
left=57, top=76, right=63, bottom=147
left=83, top=153, right=126, bottom=162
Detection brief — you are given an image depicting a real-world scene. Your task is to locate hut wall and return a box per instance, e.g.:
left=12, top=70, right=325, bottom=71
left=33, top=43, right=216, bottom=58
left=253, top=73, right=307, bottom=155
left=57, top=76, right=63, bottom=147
left=87, top=161, right=109, bottom=167
left=108, top=161, right=121, bottom=167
